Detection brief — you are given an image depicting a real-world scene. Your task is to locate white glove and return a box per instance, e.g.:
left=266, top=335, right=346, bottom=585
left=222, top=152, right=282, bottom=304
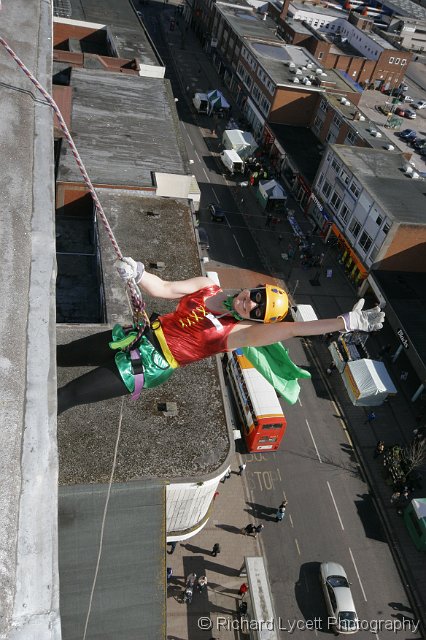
left=115, top=257, right=145, bottom=283
left=339, top=299, right=385, bottom=333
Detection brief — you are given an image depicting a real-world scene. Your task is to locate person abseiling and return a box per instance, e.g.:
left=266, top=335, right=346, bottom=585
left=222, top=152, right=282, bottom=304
left=57, top=257, right=385, bottom=414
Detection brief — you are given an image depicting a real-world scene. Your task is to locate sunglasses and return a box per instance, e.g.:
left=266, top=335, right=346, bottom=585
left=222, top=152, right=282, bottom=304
left=249, top=289, right=266, bottom=320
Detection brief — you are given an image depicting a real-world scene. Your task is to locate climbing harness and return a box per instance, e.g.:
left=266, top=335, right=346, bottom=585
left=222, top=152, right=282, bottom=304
left=0, top=35, right=149, bottom=348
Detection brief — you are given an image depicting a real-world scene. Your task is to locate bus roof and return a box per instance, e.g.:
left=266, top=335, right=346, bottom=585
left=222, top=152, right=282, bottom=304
left=236, top=354, right=283, bottom=418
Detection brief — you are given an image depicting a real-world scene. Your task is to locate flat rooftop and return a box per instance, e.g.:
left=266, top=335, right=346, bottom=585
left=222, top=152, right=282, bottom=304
left=218, top=3, right=286, bottom=40
left=53, top=0, right=162, bottom=66
left=245, top=40, right=357, bottom=92
left=325, top=93, right=398, bottom=151
left=290, top=1, right=347, bottom=18
left=57, top=67, right=188, bottom=186
left=57, top=191, right=231, bottom=483
left=331, top=145, right=426, bottom=224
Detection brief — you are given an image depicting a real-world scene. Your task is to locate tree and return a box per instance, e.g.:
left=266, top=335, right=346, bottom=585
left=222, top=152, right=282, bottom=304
left=403, top=438, right=426, bottom=477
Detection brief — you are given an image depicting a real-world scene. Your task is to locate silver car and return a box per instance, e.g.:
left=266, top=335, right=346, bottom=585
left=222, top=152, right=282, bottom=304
left=320, top=562, right=359, bottom=634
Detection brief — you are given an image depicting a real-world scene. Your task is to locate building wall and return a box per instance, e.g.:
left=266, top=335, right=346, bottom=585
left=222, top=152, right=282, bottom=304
left=53, top=22, right=105, bottom=49
left=376, top=225, right=426, bottom=271
left=312, top=99, right=368, bottom=147
left=270, top=87, right=320, bottom=126
left=167, top=476, right=221, bottom=537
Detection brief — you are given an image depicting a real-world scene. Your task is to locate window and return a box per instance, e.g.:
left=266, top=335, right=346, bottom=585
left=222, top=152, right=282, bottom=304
left=389, top=57, right=394, bottom=63
left=359, top=231, right=372, bottom=253
left=320, top=100, right=328, bottom=112
left=333, top=114, right=342, bottom=127
left=340, top=169, right=350, bottom=185
left=317, top=172, right=325, bottom=187
left=395, top=58, right=400, bottom=64
left=346, top=131, right=357, bottom=144
left=369, top=244, right=379, bottom=262
left=376, top=215, right=383, bottom=226
left=318, top=51, right=324, bottom=60
left=401, top=58, right=407, bottom=65
left=349, top=217, right=361, bottom=238
left=330, top=191, right=342, bottom=211
left=313, top=115, right=323, bottom=131
left=339, top=203, right=350, bottom=222
left=331, top=158, right=341, bottom=172
left=322, top=180, right=332, bottom=198
left=349, top=181, right=361, bottom=198
left=383, top=223, right=390, bottom=235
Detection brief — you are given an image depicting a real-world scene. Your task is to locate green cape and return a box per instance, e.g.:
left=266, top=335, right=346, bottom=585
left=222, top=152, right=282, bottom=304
left=241, top=343, right=311, bottom=405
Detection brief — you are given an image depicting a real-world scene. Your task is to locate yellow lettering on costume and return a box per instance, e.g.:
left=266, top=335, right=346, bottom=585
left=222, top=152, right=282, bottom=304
left=177, top=304, right=208, bottom=331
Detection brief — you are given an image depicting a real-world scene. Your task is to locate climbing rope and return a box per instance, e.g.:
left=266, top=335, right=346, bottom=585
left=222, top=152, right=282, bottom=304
left=0, top=35, right=149, bottom=340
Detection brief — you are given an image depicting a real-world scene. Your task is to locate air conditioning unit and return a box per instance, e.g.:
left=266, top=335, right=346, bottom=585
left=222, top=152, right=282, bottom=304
left=293, top=77, right=300, bottom=83
left=296, top=68, right=303, bottom=74
left=321, top=72, right=328, bottom=77
left=384, top=143, right=395, bottom=150
left=359, top=115, right=366, bottom=121
left=305, top=79, right=312, bottom=85
left=307, top=62, right=313, bottom=68
left=289, top=62, right=296, bottom=69
left=404, top=164, right=414, bottom=175
left=316, top=68, right=322, bottom=75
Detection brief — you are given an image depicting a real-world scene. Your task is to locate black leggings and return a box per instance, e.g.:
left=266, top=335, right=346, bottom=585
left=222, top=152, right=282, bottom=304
left=57, top=330, right=130, bottom=415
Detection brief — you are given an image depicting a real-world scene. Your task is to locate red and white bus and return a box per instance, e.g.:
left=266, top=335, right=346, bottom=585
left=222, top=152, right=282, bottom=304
left=226, top=349, right=287, bottom=452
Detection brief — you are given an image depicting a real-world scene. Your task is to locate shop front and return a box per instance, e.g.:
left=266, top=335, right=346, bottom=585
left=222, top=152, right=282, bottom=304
left=306, top=191, right=332, bottom=238
left=294, top=174, right=311, bottom=211
left=331, top=224, right=368, bottom=286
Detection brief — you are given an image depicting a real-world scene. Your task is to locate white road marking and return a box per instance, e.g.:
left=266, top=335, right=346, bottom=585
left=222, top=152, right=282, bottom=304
left=233, top=234, right=244, bottom=256
left=211, top=187, right=220, bottom=203
left=289, top=514, right=294, bottom=528
left=306, top=419, right=322, bottom=463
left=294, top=538, right=301, bottom=555
left=202, top=167, right=210, bottom=182
left=195, top=150, right=201, bottom=162
left=348, top=547, right=368, bottom=602
left=298, top=398, right=303, bottom=407
left=327, top=481, right=344, bottom=530
left=225, top=216, right=231, bottom=229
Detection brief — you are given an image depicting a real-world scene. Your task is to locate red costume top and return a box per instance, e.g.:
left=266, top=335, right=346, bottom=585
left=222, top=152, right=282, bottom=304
left=159, top=285, right=237, bottom=366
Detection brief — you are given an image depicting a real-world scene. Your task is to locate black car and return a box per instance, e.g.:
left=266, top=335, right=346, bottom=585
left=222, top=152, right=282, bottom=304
left=208, top=203, right=225, bottom=222
left=413, top=138, right=426, bottom=150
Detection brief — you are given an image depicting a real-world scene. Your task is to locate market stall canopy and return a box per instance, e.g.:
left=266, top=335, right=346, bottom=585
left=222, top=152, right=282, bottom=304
left=342, top=358, right=397, bottom=406
left=207, top=90, right=230, bottom=111
left=222, top=129, right=258, bottom=159
left=258, top=179, right=287, bottom=201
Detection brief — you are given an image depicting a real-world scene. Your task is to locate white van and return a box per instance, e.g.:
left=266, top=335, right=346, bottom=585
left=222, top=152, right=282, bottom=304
left=219, top=149, right=244, bottom=175
left=290, top=304, right=318, bottom=323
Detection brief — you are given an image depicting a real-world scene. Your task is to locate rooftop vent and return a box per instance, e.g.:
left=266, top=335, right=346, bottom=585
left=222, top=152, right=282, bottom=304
left=359, top=115, right=366, bottom=121
left=157, top=401, right=178, bottom=417
left=384, top=144, right=395, bottom=150
left=321, top=72, right=328, bottom=77
left=149, top=261, right=166, bottom=270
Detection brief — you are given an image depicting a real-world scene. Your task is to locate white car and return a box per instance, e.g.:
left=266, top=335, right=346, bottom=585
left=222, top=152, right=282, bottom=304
left=403, top=96, right=414, bottom=103
left=320, top=562, right=359, bottom=634
left=412, top=100, right=426, bottom=110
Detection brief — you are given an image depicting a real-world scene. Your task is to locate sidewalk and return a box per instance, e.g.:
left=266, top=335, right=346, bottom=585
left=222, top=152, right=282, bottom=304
left=166, top=468, right=259, bottom=640
left=162, top=9, right=426, bottom=636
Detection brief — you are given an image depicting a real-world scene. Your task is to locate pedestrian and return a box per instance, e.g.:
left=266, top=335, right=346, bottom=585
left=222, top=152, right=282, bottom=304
left=211, top=543, right=221, bottom=557
left=242, top=523, right=254, bottom=536
left=400, top=371, right=408, bottom=382
left=197, top=575, right=208, bottom=592
left=373, top=440, right=385, bottom=459
left=167, top=541, right=177, bottom=554
left=238, top=582, right=248, bottom=597
left=275, top=499, right=287, bottom=522
left=253, top=524, right=264, bottom=539
left=213, top=491, right=220, bottom=500
left=390, top=491, right=401, bottom=504
left=326, top=362, right=336, bottom=375
left=364, top=411, right=376, bottom=424
left=238, top=463, right=247, bottom=475
left=221, top=469, right=231, bottom=483
left=186, top=572, right=197, bottom=587
left=167, top=567, right=173, bottom=583
left=265, top=214, right=272, bottom=228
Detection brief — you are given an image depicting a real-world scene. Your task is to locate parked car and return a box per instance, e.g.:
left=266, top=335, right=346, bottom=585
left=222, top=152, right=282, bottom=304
left=197, top=227, right=210, bottom=250
left=405, top=109, right=416, bottom=119
left=208, top=203, right=225, bottom=222
left=412, top=100, right=426, bottom=110
left=403, top=96, right=414, bottom=103
left=395, top=106, right=406, bottom=117
left=420, top=146, right=426, bottom=157
left=399, top=129, right=417, bottom=141
left=320, top=562, right=359, bottom=635
left=413, top=138, right=426, bottom=150
left=378, top=105, right=391, bottom=116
